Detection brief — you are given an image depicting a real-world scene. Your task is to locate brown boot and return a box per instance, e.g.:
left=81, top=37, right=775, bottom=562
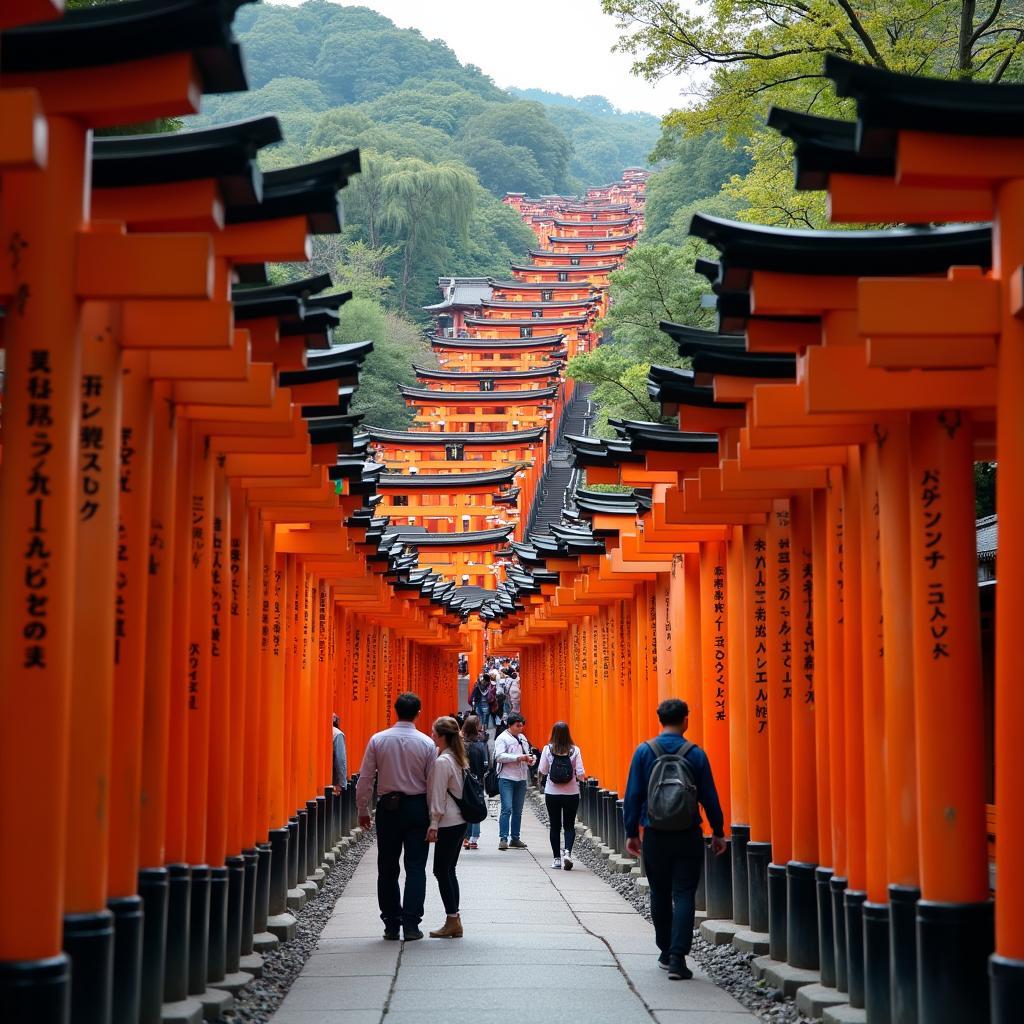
left=429, top=915, right=463, bottom=938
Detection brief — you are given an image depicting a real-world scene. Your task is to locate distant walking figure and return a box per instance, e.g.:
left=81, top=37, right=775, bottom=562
left=623, top=698, right=726, bottom=981
left=538, top=721, right=586, bottom=870
left=426, top=716, right=468, bottom=938
left=332, top=713, right=348, bottom=795
left=493, top=712, right=535, bottom=850
left=461, top=715, right=487, bottom=850
left=356, top=692, right=437, bottom=941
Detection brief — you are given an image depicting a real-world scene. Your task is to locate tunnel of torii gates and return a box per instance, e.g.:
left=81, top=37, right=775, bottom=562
left=1, top=6, right=1021, bottom=1024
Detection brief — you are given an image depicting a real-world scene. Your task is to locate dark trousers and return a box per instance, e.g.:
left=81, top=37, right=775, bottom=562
left=545, top=793, right=580, bottom=857
left=375, top=794, right=429, bottom=929
left=432, top=823, right=467, bottom=915
left=642, top=826, right=704, bottom=958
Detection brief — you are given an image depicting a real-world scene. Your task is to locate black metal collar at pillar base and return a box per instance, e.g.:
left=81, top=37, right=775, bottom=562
left=267, top=830, right=290, bottom=918
left=206, top=866, right=229, bottom=984
left=786, top=861, right=818, bottom=970
left=843, top=889, right=866, bottom=1008
left=287, top=818, right=301, bottom=889
left=747, top=841, right=772, bottom=934
left=704, top=837, right=733, bottom=920
left=731, top=825, right=751, bottom=926
left=187, top=865, right=211, bottom=997
left=863, top=900, right=892, bottom=1023
left=0, top=953, right=69, bottom=1024
left=225, top=856, right=245, bottom=975
left=164, top=864, right=192, bottom=1003
left=888, top=884, right=919, bottom=1024
left=916, top=899, right=993, bottom=1024
left=137, top=867, right=168, bottom=1024
left=815, top=867, right=836, bottom=988
left=990, top=953, right=1024, bottom=1024
left=767, top=862, right=788, bottom=963
left=240, top=850, right=259, bottom=958
left=108, top=894, right=143, bottom=1024
left=829, top=876, right=849, bottom=994
left=306, top=801, right=319, bottom=876
left=63, top=908, right=114, bottom=1024
left=316, top=795, right=327, bottom=861
left=254, top=844, right=273, bottom=931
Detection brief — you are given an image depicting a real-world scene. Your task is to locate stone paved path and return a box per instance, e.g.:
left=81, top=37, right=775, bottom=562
left=271, top=805, right=757, bottom=1024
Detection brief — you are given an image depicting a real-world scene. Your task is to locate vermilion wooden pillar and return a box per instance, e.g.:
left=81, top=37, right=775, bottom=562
left=908, top=410, right=991, bottom=1023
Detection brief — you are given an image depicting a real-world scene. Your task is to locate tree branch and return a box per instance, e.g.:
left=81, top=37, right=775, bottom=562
left=834, top=0, right=889, bottom=67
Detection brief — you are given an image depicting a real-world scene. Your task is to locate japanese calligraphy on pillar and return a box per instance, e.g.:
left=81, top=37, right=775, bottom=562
left=752, top=535, right=768, bottom=733
left=649, top=589, right=658, bottom=676
left=801, top=547, right=814, bottom=705
left=919, top=467, right=950, bottom=660
left=775, top=507, right=793, bottom=703
left=23, top=350, right=54, bottom=669
left=211, top=513, right=224, bottom=659
left=351, top=624, right=362, bottom=705
left=620, top=600, right=633, bottom=686
left=713, top=561, right=727, bottom=721
left=115, top=425, right=136, bottom=665
left=261, top=561, right=271, bottom=653
left=79, top=372, right=103, bottom=523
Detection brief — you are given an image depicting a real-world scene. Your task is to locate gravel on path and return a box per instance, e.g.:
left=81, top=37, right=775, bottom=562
left=216, top=828, right=374, bottom=1023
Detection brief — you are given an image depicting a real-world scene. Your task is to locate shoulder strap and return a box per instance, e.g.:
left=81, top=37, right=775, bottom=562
left=679, top=740, right=696, bottom=759
left=646, top=739, right=665, bottom=759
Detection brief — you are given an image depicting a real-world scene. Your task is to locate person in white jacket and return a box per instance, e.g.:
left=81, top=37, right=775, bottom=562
left=538, top=721, right=586, bottom=870
left=426, top=716, right=468, bottom=938
left=493, top=713, right=535, bottom=850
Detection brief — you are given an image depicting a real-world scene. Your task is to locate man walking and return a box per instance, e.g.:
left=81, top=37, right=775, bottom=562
left=356, top=692, right=437, bottom=941
left=332, top=713, right=347, bottom=795
left=493, top=712, right=535, bottom=850
left=624, top=698, right=726, bottom=980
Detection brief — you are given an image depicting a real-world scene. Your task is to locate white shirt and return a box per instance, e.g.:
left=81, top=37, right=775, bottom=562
left=494, top=729, right=533, bottom=782
left=428, top=749, right=466, bottom=828
left=538, top=744, right=585, bottom=796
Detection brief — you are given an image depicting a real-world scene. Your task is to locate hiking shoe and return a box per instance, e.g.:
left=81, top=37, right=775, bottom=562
left=667, top=957, right=692, bottom=981
left=658, top=952, right=670, bottom=970
left=468, top=841, right=478, bottom=850
left=551, top=857, right=562, bottom=869
left=498, top=838, right=508, bottom=851
left=403, top=927, right=423, bottom=942
left=509, top=839, right=528, bottom=849
left=562, top=850, right=573, bottom=871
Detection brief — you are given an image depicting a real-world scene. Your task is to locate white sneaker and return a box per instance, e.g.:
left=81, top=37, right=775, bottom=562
left=551, top=857, right=562, bottom=869
left=562, top=850, right=573, bottom=871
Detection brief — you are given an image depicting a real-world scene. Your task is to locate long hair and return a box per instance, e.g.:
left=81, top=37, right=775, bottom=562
left=434, top=716, right=469, bottom=768
left=462, top=714, right=481, bottom=741
left=549, top=721, right=574, bottom=757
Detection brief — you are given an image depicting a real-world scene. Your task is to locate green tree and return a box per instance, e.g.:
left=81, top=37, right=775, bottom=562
left=457, top=102, right=573, bottom=193
left=379, top=158, right=477, bottom=309
left=603, top=0, right=1024, bottom=224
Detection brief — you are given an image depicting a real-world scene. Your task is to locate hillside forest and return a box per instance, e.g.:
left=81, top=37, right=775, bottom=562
left=189, top=0, right=688, bottom=428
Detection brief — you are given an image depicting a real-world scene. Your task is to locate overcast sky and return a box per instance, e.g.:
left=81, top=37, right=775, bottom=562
left=269, top=0, right=687, bottom=116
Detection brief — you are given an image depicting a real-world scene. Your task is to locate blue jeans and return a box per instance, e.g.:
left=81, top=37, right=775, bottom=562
left=466, top=819, right=481, bottom=840
left=498, top=777, right=527, bottom=841
left=642, top=827, right=704, bottom=958
left=475, top=702, right=491, bottom=730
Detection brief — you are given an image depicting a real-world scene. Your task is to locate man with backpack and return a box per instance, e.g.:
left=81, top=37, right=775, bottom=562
left=623, top=698, right=726, bottom=980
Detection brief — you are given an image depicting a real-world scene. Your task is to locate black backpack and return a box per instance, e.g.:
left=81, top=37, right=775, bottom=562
left=450, top=769, right=488, bottom=824
left=645, top=739, right=699, bottom=831
left=547, top=746, right=575, bottom=785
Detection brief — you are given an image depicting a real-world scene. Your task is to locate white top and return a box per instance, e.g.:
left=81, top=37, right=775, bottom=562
left=493, top=729, right=533, bottom=782
left=428, top=748, right=466, bottom=828
left=538, top=744, right=586, bottom=795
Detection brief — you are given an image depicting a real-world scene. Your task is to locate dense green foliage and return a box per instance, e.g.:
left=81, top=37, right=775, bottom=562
left=182, top=1, right=668, bottom=430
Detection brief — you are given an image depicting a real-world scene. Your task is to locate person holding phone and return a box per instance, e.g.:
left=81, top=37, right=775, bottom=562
left=492, top=713, right=535, bottom=851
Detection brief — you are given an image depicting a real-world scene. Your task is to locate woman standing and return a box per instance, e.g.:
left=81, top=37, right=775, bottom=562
left=427, top=716, right=468, bottom=937
left=538, top=721, right=586, bottom=870
left=461, top=715, right=487, bottom=850
left=505, top=669, right=522, bottom=716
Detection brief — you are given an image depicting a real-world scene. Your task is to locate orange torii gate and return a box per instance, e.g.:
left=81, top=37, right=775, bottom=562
left=0, top=5, right=477, bottom=1024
